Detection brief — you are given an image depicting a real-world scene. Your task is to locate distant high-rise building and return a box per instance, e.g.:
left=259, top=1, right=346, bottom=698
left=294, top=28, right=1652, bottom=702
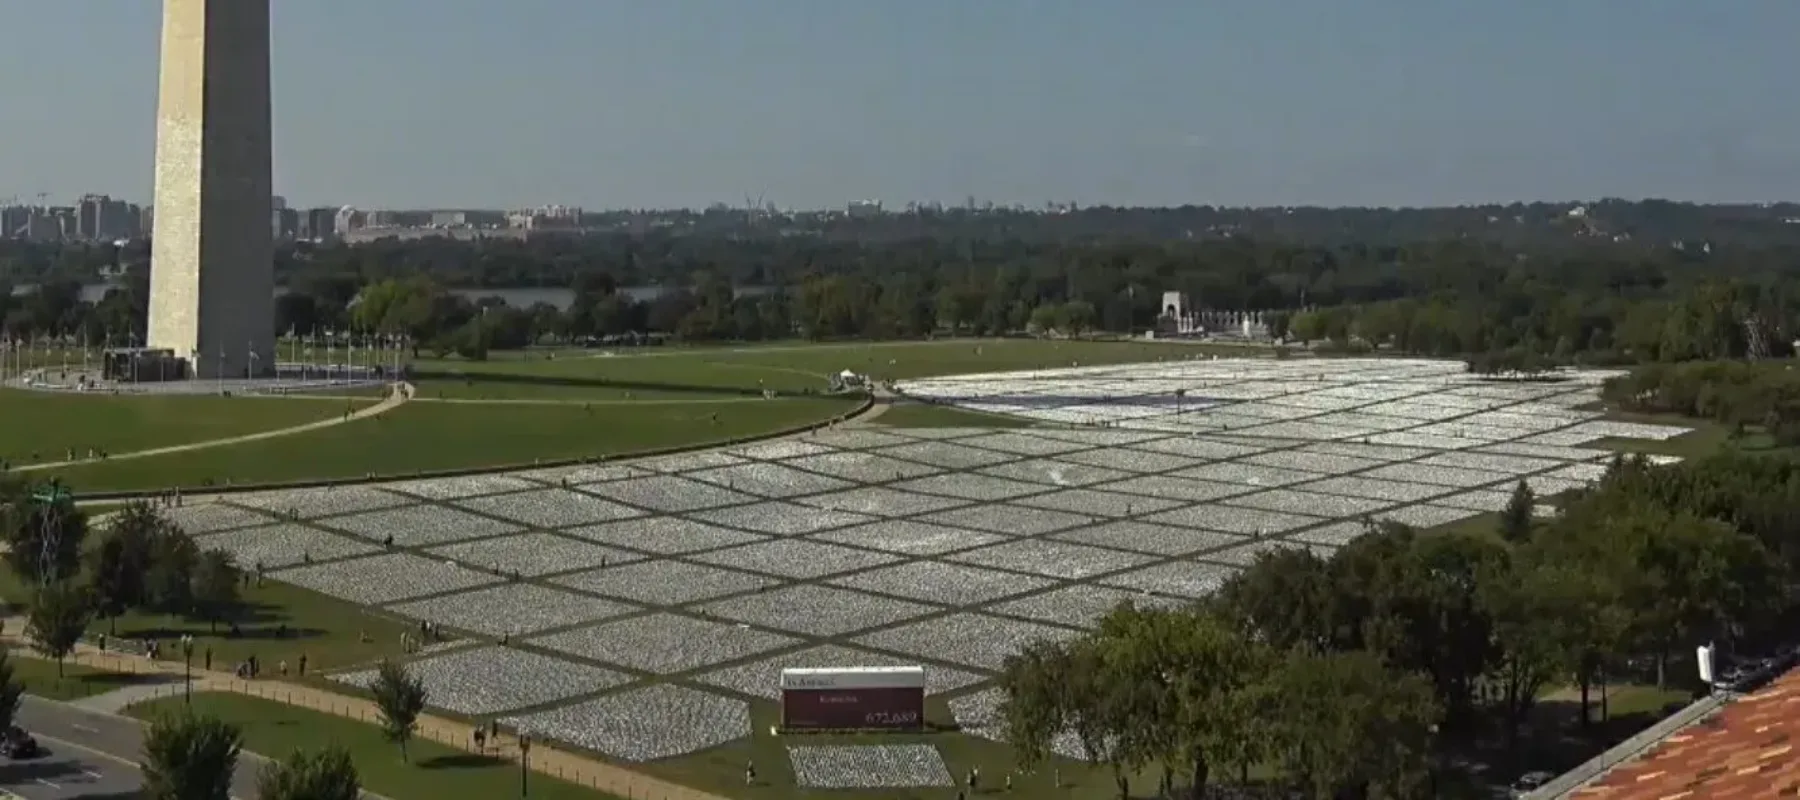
left=75, top=194, right=137, bottom=240
left=300, top=207, right=338, bottom=241
left=0, top=205, right=30, bottom=239
left=272, top=207, right=300, bottom=240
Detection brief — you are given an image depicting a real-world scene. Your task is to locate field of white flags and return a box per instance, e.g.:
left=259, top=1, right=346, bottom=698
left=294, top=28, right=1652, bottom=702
left=162, top=357, right=1690, bottom=762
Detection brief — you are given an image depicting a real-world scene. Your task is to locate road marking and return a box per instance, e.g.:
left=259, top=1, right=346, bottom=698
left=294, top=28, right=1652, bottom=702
left=81, top=770, right=102, bottom=779
left=33, top=732, right=137, bottom=769
left=70, top=723, right=97, bottom=733
left=33, top=779, right=58, bottom=789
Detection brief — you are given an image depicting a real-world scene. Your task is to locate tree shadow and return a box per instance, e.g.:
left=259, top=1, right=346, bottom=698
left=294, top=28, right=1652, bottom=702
left=1438, top=697, right=1680, bottom=787
left=419, top=753, right=509, bottom=770
left=0, top=757, right=94, bottom=787
left=49, top=672, right=173, bottom=691
left=109, top=625, right=328, bottom=644
left=412, top=369, right=784, bottom=398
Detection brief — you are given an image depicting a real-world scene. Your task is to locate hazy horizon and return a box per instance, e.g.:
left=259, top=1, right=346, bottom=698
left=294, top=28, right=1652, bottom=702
left=2, top=0, right=1796, bottom=210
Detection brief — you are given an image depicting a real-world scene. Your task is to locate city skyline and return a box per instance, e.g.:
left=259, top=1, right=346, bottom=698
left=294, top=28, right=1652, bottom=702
left=2, top=1, right=1798, bottom=210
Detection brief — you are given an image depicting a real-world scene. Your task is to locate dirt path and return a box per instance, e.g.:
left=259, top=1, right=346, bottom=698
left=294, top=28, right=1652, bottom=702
left=3, top=632, right=731, bottom=800
left=844, top=386, right=896, bottom=426
left=16, top=383, right=414, bottom=473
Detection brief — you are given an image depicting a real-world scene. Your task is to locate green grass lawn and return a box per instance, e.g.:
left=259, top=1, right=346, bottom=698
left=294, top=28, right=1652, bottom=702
left=0, top=390, right=371, bottom=467
left=408, top=352, right=805, bottom=401
left=406, top=339, right=1223, bottom=401
left=106, top=579, right=417, bottom=675
left=128, top=693, right=626, bottom=800
left=1594, top=411, right=1794, bottom=460
left=9, top=654, right=152, bottom=701
left=872, top=403, right=1036, bottom=429
left=700, top=338, right=1223, bottom=384
left=47, top=396, right=859, bottom=492
left=642, top=697, right=1182, bottom=800
left=0, top=549, right=415, bottom=674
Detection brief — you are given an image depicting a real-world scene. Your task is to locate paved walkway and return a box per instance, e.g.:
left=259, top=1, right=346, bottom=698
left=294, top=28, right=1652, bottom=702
left=2, top=632, right=730, bottom=800
left=15, top=383, right=414, bottom=473
left=845, top=386, right=896, bottom=426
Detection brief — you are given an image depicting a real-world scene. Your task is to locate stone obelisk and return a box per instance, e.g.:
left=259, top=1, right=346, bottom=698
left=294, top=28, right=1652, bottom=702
left=147, top=0, right=275, bottom=379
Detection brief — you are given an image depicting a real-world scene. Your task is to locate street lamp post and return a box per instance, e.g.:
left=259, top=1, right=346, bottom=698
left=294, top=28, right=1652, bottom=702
left=518, top=734, right=531, bottom=798
left=181, top=634, right=195, bottom=705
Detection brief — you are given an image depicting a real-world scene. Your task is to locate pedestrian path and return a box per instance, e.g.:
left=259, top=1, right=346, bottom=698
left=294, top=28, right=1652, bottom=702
left=16, top=382, right=413, bottom=473
left=1, top=628, right=731, bottom=800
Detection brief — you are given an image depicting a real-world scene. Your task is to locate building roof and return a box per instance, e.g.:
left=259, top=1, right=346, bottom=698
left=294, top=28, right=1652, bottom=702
left=1573, top=668, right=1800, bottom=800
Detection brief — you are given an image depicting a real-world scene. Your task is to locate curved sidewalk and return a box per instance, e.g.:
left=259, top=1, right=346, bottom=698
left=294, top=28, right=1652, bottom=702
left=4, top=633, right=730, bottom=800
left=15, top=383, right=414, bottom=474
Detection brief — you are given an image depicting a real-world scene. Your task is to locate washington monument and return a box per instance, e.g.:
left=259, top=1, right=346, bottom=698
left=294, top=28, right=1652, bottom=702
left=147, top=0, right=275, bottom=379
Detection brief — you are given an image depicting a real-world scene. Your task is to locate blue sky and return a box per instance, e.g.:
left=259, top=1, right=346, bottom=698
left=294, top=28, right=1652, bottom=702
left=2, top=0, right=1796, bottom=209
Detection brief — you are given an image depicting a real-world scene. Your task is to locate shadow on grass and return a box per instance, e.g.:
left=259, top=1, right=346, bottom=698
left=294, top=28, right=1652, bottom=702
left=1439, top=696, right=1687, bottom=788
left=105, top=601, right=330, bottom=645
left=114, top=625, right=329, bottom=644
left=413, top=369, right=783, bottom=398
left=420, top=753, right=509, bottom=770
left=51, top=672, right=171, bottom=690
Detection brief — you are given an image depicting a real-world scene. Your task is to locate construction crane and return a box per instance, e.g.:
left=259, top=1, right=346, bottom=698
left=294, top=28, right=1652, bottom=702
left=29, top=482, right=74, bottom=586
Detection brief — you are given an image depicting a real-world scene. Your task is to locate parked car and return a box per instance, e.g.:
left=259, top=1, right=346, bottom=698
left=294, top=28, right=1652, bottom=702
left=1510, top=771, right=1554, bottom=797
left=3, top=726, right=42, bottom=759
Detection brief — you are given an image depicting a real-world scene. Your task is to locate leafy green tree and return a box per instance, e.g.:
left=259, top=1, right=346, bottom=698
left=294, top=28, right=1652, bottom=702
left=370, top=659, right=428, bottom=763
left=141, top=712, right=242, bottom=800
left=1331, top=527, right=1505, bottom=729
left=0, top=646, right=24, bottom=734
left=85, top=501, right=163, bottom=633
left=1498, top=479, right=1535, bottom=542
left=1266, top=649, right=1440, bottom=800
left=1093, top=604, right=1270, bottom=798
left=1061, top=300, right=1097, bottom=336
left=1478, top=553, right=1576, bottom=754
left=192, top=551, right=243, bottom=632
left=25, top=582, right=92, bottom=676
left=146, top=529, right=202, bottom=614
left=256, top=746, right=361, bottom=800
left=1209, top=546, right=1338, bottom=653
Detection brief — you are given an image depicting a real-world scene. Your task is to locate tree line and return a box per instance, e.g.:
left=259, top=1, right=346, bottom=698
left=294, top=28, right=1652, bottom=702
left=0, top=489, right=244, bottom=676
left=1000, top=444, right=1799, bottom=799
left=1599, top=360, right=1800, bottom=446
left=0, top=489, right=439, bottom=800
left=3, top=200, right=1800, bottom=363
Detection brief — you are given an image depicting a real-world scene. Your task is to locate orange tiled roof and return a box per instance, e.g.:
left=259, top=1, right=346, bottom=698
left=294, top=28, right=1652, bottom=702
left=1573, top=668, right=1800, bottom=800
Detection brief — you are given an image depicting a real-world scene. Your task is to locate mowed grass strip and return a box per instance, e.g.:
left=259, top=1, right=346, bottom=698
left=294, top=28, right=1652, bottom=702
left=48, top=396, right=858, bottom=492
left=0, top=390, right=371, bottom=466
left=706, top=338, right=1230, bottom=382
left=9, top=655, right=154, bottom=701
left=405, top=339, right=1227, bottom=401
left=127, top=693, right=627, bottom=800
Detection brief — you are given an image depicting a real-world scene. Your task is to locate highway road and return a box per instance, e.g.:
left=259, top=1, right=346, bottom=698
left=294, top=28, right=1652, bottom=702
left=2, top=695, right=267, bottom=799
